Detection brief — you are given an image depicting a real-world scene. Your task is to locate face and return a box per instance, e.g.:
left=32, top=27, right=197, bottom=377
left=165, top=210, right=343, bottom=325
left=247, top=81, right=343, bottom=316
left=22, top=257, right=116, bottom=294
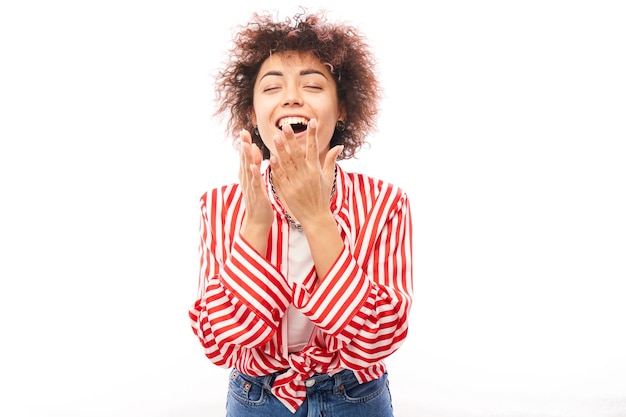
left=250, top=51, right=345, bottom=162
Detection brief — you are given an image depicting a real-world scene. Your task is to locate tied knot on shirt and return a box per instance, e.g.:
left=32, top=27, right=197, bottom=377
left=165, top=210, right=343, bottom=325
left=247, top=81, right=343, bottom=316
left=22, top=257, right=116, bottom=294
left=270, top=345, right=337, bottom=410
left=287, top=345, right=334, bottom=374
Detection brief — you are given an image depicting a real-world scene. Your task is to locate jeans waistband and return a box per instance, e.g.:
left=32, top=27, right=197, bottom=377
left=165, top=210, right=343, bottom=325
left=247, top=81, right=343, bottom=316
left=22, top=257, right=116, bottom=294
left=238, top=368, right=360, bottom=393
left=259, top=368, right=288, bottom=390
left=301, top=369, right=357, bottom=392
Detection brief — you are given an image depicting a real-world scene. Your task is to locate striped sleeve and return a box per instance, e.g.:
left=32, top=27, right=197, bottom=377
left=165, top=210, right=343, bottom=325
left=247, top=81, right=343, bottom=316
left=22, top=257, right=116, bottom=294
left=189, top=186, right=291, bottom=365
left=293, top=183, right=413, bottom=366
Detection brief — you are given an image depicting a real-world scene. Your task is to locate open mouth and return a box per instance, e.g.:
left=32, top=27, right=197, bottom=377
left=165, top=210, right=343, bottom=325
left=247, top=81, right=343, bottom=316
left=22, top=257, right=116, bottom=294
left=277, top=117, right=309, bottom=134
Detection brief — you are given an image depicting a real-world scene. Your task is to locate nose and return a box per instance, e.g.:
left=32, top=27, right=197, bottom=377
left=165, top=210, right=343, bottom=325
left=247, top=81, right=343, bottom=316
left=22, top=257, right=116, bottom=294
left=282, top=84, right=302, bottom=106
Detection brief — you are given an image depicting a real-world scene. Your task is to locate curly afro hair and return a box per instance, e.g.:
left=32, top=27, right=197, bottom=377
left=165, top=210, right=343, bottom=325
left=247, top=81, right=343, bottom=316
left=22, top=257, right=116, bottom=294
left=212, top=8, right=382, bottom=160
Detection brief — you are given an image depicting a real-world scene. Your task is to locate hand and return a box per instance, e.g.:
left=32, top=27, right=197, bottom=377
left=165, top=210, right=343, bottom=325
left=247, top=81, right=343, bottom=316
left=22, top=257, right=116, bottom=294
left=239, top=129, right=274, bottom=230
left=269, top=119, right=343, bottom=226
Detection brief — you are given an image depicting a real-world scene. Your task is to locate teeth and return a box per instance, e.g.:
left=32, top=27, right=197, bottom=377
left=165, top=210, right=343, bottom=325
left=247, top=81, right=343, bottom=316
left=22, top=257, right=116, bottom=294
left=278, top=117, right=308, bottom=129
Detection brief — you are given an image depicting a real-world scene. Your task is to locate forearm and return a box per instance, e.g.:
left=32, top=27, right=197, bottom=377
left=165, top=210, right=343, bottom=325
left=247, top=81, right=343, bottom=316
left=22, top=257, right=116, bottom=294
left=295, top=190, right=413, bottom=347
left=195, top=237, right=292, bottom=349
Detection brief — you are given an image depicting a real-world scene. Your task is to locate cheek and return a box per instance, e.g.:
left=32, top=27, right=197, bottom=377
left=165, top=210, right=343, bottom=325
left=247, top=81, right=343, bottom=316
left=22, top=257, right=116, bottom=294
left=251, top=98, right=273, bottom=125
left=316, top=105, right=340, bottom=127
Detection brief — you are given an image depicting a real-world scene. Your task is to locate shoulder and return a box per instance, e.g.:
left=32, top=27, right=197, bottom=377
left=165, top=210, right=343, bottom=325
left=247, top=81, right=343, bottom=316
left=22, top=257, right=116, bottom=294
left=338, top=166, right=409, bottom=205
left=199, top=183, right=243, bottom=209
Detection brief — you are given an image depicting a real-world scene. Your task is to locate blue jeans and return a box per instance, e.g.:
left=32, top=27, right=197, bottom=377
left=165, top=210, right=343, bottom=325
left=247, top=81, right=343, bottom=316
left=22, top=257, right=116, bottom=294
left=225, top=368, right=394, bottom=417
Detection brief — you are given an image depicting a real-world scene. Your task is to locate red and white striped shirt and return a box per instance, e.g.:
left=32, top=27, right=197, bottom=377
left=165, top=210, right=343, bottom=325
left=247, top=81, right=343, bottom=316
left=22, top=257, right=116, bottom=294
left=189, top=163, right=413, bottom=412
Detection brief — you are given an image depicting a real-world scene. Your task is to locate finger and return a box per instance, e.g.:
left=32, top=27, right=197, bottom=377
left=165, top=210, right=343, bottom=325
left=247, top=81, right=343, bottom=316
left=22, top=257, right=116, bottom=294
left=323, top=145, right=344, bottom=182
left=249, top=143, right=264, bottom=186
left=239, top=131, right=248, bottom=179
left=240, top=128, right=252, bottom=145
left=272, top=133, right=295, bottom=170
left=249, top=159, right=261, bottom=184
left=282, top=123, right=304, bottom=161
left=306, top=118, right=318, bottom=161
left=251, top=142, right=263, bottom=166
left=239, top=130, right=255, bottom=184
left=239, top=142, right=252, bottom=185
left=269, top=154, right=283, bottom=188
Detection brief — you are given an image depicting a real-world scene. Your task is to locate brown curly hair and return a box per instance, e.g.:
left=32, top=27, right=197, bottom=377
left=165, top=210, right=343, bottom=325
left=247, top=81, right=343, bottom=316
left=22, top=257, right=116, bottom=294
left=212, top=8, right=382, bottom=160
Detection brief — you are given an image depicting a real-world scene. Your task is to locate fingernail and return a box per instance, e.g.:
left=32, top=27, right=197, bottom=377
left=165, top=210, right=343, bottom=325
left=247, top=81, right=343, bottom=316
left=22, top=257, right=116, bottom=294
left=309, top=118, right=317, bottom=129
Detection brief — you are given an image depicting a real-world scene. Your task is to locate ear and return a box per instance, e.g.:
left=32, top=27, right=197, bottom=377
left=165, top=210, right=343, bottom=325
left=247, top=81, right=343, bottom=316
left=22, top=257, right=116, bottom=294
left=338, top=103, right=347, bottom=123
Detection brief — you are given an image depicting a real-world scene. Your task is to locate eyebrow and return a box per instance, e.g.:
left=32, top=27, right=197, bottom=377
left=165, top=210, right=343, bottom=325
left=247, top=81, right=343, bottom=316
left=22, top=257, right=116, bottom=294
left=259, top=69, right=329, bottom=82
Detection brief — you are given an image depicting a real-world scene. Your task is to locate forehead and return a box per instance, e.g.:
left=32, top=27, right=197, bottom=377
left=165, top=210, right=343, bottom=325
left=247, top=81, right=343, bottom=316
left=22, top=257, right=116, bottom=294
left=257, top=51, right=333, bottom=77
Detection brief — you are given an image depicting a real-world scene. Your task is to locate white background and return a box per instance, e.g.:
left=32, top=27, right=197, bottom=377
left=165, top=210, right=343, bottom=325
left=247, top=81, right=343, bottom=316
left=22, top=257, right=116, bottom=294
left=1, top=1, right=625, bottom=416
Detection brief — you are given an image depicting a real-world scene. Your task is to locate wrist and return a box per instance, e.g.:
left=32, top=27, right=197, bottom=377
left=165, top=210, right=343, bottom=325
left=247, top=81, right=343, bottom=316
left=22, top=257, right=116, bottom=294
left=300, top=211, right=336, bottom=232
left=240, top=218, right=272, bottom=255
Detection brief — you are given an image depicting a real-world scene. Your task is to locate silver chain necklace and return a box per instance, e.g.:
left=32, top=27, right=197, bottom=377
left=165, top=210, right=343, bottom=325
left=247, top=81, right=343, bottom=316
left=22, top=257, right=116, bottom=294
left=269, top=167, right=337, bottom=232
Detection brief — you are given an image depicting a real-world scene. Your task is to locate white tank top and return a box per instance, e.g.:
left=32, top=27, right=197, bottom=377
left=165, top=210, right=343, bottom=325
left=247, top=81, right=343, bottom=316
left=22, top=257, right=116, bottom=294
left=285, top=230, right=315, bottom=352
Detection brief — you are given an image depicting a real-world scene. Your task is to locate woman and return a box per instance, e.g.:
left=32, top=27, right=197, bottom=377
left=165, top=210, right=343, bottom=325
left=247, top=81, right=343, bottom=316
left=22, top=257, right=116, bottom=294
left=189, top=9, right=413, bottom=417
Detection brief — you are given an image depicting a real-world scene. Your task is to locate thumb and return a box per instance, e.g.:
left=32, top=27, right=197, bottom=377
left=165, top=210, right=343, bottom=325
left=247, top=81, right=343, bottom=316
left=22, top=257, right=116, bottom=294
left=323, top=145, right=344, bottom=180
